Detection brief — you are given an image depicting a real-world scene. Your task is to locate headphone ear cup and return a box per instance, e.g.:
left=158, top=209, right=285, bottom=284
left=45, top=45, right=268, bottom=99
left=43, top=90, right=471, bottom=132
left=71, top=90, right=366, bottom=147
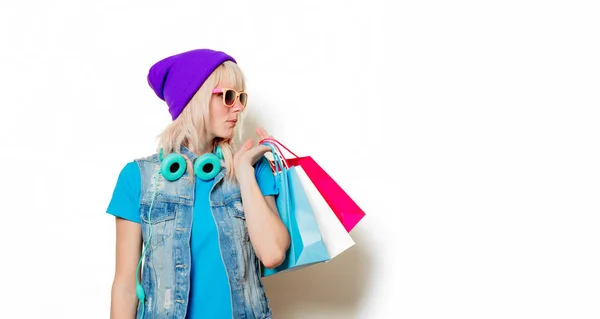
left=194, top=153, right=221, bottom=180
left=160, top=153, right=187, bottom=181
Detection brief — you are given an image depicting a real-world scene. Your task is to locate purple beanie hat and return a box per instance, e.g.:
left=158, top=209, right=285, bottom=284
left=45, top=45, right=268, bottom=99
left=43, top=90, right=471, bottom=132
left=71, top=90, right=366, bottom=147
left=147, top=49, right=237, bottom=120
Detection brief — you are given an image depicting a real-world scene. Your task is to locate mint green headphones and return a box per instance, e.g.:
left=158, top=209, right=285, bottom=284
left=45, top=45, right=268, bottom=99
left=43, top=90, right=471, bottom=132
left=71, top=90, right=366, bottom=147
left=159, top=145, right=223, bottom=181
left=136, top=146, right=223, bottom=318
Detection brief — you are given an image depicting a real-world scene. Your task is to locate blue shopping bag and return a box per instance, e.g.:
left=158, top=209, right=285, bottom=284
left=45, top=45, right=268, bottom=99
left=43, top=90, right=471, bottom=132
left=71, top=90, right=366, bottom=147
left=261, top=142, right=331, bottom=277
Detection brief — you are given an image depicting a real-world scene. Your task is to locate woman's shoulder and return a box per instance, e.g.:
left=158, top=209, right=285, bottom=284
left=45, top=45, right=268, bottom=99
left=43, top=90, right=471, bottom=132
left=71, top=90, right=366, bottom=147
left=117, top=161, right=141, bottom=179
left=254, top=155, right=273, bottom=170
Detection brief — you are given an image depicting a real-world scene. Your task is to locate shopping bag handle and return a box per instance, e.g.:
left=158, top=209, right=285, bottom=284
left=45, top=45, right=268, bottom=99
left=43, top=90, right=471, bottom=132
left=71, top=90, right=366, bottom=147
left=260, top=138, right=292, bottom=172
left=261, top=141, right=288, bottom=173
left=259, top=138, right=300, bottom=159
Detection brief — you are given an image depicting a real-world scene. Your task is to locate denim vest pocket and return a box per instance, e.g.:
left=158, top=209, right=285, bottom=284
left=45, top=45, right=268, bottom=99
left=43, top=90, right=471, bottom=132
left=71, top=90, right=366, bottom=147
left=140, top=201, right=177, bottom=248
left=141, top=201, right=177, bottom=223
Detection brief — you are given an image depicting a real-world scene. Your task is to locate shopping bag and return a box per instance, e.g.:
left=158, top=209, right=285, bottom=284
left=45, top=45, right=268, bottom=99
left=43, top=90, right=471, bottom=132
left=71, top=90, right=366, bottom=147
left=260, top=138, right=366, bottom=232
left=261, top=143, right=331, bottom=277
left=294, top=165, right=355, bottom=258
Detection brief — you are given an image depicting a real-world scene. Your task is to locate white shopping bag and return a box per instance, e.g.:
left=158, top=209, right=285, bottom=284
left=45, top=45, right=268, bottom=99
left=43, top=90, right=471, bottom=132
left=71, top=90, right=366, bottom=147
left=294, top=166, right=355, bottom=259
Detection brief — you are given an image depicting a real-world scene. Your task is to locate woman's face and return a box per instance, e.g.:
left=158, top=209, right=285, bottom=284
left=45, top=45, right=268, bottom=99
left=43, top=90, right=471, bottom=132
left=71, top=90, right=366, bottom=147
left=207, top=78, right=246, bottom=140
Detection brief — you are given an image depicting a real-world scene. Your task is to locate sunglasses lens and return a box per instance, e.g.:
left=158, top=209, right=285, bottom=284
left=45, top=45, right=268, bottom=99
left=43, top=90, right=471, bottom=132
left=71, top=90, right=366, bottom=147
left=240, top=93, right=248, bottom=106
left=224, top=89, right=236, bottom=106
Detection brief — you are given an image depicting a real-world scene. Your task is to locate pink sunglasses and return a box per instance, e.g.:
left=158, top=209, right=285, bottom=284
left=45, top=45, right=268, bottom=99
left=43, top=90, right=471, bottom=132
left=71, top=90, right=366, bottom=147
left=212, top=88, right=248, bottom=108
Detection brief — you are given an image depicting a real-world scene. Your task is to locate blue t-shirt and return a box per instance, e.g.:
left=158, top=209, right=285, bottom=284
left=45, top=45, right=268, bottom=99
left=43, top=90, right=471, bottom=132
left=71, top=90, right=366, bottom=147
left=106, top=156, right=277, bottom=318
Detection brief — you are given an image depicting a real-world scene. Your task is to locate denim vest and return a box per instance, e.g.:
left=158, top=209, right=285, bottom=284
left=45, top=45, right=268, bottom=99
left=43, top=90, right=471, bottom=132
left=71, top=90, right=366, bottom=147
left=134, top=146, right=271, bottom=319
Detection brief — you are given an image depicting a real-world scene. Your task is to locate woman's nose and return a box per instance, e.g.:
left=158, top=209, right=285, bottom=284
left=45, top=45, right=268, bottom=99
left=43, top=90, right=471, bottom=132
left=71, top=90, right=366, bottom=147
left=231, top=99, right=245, bottom=112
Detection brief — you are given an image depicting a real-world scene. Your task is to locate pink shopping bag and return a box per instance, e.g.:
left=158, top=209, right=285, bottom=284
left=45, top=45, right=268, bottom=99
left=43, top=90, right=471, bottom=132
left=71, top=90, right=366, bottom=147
left=260, top=138, right=366, bottom=232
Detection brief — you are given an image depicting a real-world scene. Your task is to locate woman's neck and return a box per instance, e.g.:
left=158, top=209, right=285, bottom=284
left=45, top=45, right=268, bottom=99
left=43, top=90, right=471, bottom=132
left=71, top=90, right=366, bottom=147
left=185, top=139, right=213, bottom=155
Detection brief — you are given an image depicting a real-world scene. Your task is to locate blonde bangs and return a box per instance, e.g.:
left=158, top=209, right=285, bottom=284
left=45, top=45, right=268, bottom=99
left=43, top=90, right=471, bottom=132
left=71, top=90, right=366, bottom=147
left=214, top=61, right=246, bottom=92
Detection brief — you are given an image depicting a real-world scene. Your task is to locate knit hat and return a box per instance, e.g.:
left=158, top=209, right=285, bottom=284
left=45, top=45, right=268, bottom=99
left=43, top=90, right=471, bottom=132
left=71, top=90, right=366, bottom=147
left=147, top=49, right=237, bottom=120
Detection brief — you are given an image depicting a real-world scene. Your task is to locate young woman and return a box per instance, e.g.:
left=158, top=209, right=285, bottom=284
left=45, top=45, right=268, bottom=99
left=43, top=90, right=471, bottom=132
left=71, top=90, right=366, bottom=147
left=106, top=49, right=290, bottom=319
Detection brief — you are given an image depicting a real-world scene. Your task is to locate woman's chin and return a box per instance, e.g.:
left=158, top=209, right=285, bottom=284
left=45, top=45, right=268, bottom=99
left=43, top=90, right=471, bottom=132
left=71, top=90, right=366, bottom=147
left=216, top=129, right=235, bottom=139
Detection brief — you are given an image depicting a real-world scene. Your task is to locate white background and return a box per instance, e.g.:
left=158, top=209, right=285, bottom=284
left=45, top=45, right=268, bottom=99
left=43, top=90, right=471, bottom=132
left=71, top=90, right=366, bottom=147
left=1, top=0, right=599, bottom=318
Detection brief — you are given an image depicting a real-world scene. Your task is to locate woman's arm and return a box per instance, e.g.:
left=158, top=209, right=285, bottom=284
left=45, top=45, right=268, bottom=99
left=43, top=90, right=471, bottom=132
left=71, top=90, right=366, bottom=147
left=237, top=168, right=290, bottom=269
left=110, top=217, right=142, bottom=319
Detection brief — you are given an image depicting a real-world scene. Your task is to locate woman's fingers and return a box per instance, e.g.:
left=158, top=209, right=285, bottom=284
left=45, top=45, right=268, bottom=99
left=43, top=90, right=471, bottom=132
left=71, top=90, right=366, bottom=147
left=257, top=127, right=270, bottom=141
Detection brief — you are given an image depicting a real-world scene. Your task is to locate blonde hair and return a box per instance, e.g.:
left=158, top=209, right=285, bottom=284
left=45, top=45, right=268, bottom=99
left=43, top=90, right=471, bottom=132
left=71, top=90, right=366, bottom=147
left=156, top=61, right=246, bottom=181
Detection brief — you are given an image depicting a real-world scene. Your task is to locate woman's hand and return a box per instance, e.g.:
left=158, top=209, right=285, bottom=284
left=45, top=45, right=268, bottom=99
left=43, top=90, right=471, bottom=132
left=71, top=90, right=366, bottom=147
left=234, top=127, right=273, bottom=180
